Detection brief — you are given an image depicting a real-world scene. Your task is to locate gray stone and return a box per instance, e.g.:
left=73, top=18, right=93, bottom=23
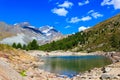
left=104, top=67, right=111, bottom=73
left=100, top=74, right=114, bottom=80
left=102, top=67, right=111, bottom=73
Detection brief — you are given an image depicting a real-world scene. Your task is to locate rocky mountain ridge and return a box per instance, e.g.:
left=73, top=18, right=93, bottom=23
left=0, top=22, right=63, bottom=45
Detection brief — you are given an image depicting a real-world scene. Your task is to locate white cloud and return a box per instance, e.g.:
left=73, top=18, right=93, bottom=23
left=91, top=12, right=103, bottom=18
left=78, top=26, right=90, bottom=32
left=88, top=10, right=94, bottom=14
left=69, top=17, right=81, bottom=23
left=51, top=1, right=73, bottom=17
left=58, top=1, right=73, bottom=8
left=101, top=0, right=113, bottom=6
left=67, top=10, right=102, bottom=24
left=101, top=0, right=120, bottom=9
left=65, top=25, right=71, bottom=28
left=52, top=8, right=68, bottom=16
left=88, top=10, right=103, bottom=19
left=68, top=16, right=92, bottom=23
left=80, top=16, right=92, bottom=21
left=78, top=0, right=89, bottom=6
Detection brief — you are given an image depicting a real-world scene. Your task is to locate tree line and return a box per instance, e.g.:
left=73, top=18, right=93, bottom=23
left=39, top=31, right=87, bottom=51
left=12, top=39, right=39, bottom=50
left=12, top=30, right=120, bottom=52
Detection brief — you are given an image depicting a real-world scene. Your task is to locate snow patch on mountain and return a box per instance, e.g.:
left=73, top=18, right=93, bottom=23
left=46, top=33, right=52, bottom=36
left=28, top=26, right=35, bottom=28
left=42, top=29, right=50, bottom=33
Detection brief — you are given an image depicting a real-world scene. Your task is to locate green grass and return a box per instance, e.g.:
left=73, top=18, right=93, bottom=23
left=0, top=44, right=14, bottom=52
left=20, top=70, right=27, bottom=77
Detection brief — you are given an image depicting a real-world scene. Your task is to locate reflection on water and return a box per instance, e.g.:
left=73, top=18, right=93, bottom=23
left=40, top=55, right=112, bottom=78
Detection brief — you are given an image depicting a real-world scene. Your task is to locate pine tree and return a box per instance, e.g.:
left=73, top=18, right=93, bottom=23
left=12, top=43, right=17, bottom=48
left=22, top=44, right=27, bottom=50
left=27, top=42, right=32, bottom=50
left=17, top=43, right=22, bottom=49
left=27, top=39, right=39, bottom=50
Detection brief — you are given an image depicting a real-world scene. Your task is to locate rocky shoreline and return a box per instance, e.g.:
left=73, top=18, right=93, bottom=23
left=26, top=51, right=120, bottom=80
left=0, top=50, right=120, bottom=80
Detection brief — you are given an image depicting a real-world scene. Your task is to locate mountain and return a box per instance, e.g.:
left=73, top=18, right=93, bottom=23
left=0, top=22, right=63, bottom=45
left=39, top=14, right=120, bottom=52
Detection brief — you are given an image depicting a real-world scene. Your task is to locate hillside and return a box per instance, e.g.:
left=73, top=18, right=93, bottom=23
left=0, top=44, right=35, bottom=79
left=39, top=14, right=120, bottom=52
left=0, top=44, right=35, bottom=69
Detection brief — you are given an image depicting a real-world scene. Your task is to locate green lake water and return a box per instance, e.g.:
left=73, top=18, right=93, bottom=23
left=40, top=55, right=112, bottom=78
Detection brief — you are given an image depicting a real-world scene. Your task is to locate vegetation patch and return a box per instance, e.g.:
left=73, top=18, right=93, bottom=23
left=20, top=70, right=27, bottom=77
left=12, top=39, right=39, bottom=50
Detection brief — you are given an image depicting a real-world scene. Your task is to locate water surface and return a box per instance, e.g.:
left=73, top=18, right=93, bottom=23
left=40, top=55, right=112, bottom=78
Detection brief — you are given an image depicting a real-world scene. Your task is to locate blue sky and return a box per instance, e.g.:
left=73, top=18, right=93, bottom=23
left=0, top=0, right=120, bottom=34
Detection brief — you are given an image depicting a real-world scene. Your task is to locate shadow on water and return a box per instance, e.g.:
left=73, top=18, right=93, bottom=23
left=39, top=55, right=112, bottom=78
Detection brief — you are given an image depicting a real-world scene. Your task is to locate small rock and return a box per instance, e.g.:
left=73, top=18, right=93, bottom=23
left=118, top=74, right=120, bottom=76
left=114, top=76, right=119, bottom=79
left=105, top=67, right=111, bottom=73
left=100, top=74, right=114, bottom=79
left=102, top=67, right=111, bottom=73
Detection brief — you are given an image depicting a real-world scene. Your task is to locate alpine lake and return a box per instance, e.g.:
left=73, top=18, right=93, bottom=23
left=40, top=55, right=112, bottom=78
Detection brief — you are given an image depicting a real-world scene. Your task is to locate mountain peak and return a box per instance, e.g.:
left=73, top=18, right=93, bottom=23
left=39, top=25, right=54, bottom=33
left=14, top=22, right=30, bottom=27
left=0, top=22, right=63, bottom=45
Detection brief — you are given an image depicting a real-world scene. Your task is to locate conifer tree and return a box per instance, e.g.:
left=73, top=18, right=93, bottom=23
left=17, top=43, right=22, bottom=49
left=12, top=42, right=17, bottom=48
left=27, top=39, right=39, bottom=50
left=22, top=44, right=27, bottom=50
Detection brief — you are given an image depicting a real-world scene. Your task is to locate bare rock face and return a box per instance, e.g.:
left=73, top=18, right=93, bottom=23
left=0, top=22, right=63, bottom=45
left=0, top=59, right=26, bottom=80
